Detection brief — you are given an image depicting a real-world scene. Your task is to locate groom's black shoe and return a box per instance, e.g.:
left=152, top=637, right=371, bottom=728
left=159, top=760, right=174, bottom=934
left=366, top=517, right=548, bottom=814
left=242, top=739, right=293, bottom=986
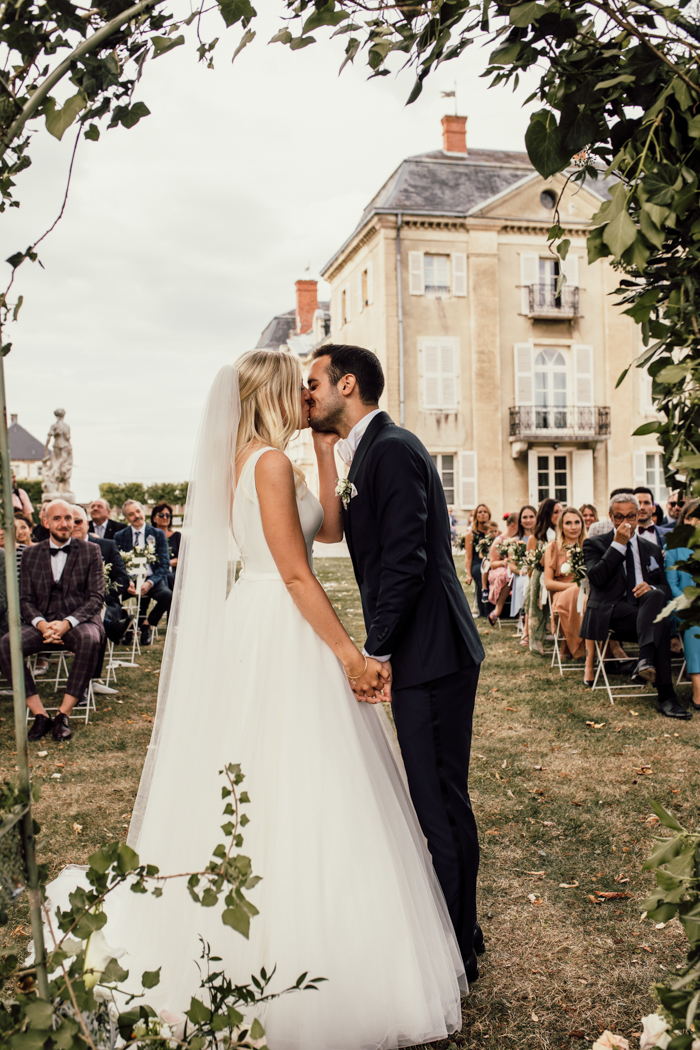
left=474, top=924, right=485, bottom=956
left=463, top=951, right=479, bottom=984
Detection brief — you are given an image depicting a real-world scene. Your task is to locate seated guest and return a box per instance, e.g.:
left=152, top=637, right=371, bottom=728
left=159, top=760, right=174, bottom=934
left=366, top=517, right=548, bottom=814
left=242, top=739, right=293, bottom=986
left=72, top=506, right=132, bottom=644
left=634, top=487, right=665, bottom=546
left=524, top=498, right=563, bottom=654
left=115, top=499, right=171, bottom=647
left=32, top=502, right=50, bottom=543
left=580, top=504, right=598, bottom=530
left=11, top=470, right=33, bottom=517
left=580, top=492, right=689, bottom=720
left=487, top=511, right=518, bottom=626
left=0, top=499, right=105, bottom=742
left=663, top=491, right=686, bottom=530
left=151, top=503, right=181, bottom=589
left=543, top=506, right=595, bottom=683
left=665, top=498, right=700, bottom=712
left=88, top=498, right=121, bottom=540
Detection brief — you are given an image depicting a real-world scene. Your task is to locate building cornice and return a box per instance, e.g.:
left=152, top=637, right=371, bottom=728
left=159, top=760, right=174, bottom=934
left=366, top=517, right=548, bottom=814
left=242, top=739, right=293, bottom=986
left=324, top=224, right=379, bottom=284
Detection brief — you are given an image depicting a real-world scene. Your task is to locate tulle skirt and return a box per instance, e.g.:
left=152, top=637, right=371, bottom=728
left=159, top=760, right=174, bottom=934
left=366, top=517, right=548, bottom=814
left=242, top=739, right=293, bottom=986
left=45, top=576, right=466, bottom=1050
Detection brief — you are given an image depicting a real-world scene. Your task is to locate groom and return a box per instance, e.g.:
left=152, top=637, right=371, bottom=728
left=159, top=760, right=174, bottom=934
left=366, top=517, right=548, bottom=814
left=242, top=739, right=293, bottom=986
left=308, top=344, right=485, bottom=981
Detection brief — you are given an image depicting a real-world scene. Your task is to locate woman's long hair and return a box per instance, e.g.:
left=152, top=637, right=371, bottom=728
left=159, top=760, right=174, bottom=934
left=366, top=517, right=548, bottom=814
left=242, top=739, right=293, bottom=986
left=534, top=498, right=558, bottom=542
left=516, top=505, right=537, bottom=539
left=470, top=503, right=491, bottom=530
left=554, top=506, right=587, bottom=549
left=235, top=349, right=305, bottom=486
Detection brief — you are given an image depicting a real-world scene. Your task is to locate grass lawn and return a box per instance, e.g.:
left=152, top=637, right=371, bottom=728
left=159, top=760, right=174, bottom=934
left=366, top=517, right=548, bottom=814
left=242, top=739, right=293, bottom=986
left=2, top=557, right=699, bottom=1049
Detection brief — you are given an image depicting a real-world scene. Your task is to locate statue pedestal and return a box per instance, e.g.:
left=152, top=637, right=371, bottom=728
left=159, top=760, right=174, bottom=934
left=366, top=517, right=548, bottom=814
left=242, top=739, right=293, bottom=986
left=42, top=490, right=76, bottom=504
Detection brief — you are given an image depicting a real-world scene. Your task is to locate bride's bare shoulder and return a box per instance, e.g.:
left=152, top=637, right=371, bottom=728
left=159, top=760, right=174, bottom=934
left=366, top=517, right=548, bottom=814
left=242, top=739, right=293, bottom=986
left=254, top=448, right=293, bottom=486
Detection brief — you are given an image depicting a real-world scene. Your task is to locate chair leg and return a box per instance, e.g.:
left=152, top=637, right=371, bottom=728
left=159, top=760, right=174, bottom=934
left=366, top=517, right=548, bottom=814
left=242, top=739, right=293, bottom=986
left=677, top=659, right=687, bottom=686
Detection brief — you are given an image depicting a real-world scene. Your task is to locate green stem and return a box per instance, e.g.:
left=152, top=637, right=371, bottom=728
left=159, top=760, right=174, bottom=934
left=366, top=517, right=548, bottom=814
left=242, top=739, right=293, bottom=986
left=0, top=0, right=162, bottom=158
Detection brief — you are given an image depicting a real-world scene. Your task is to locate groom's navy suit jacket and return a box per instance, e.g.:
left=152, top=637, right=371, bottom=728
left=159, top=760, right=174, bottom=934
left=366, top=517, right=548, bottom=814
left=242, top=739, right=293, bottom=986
left=342, top=412, right=484, bottom=691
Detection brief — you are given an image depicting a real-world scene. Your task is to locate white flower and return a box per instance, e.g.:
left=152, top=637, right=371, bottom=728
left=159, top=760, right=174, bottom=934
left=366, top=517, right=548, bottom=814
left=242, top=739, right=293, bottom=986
left=335, top=478, right=357, bottom=508
left=592, top=1033, right=630, bottom=1050
left=640, top=1014, right=671, bottom=1050
left=159, top=1010, right=187, bottom=1041
left=561, top=562, right=571, bottom=574
left=83, top=928, right=113, bottom=990
left=691, top=1040, right=700, bottom=1050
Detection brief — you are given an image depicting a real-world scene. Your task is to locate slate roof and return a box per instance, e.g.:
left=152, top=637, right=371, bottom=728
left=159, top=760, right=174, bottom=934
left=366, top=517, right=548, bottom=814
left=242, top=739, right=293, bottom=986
left=9, top=420, right=44, bottom=461
left=322, top=148, right=610, bottom=274
left=255, top=303, right=330, bottom=351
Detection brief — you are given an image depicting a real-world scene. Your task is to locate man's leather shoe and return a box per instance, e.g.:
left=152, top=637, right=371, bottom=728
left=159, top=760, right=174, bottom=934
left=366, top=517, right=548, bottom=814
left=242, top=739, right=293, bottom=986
left=463, top=950, right=479, bottom=983
left=614, top=659, right=637, bottom=675
left=633, top=659, right=656, bottom=684
left=474, top=924, right=486, bottom=955
left=140, top=623, right=153, bottom=647
left=28, top=713, right=53, bottom=741
left=657, top=695, right=692, bottom=720
left=52, top=712, right=72, bottom=741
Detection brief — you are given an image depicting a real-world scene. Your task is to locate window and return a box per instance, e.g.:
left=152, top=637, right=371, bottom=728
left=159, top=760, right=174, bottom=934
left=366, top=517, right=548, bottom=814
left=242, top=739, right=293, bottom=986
left=531, top=452, right=569, bottom=505
left=640, top=370, right=655, bottom=415
left=635, top=451, right=668, bottom=503
left=540, top=190, right=557, bottom=210
left=535, top=348, right=567, bottom=428
left=357, top=260, right=374, bottom=312
left=431, top=454, right=455, bottom=504
left=424, top=254, right=451, bottom=295
left=341, top=289, right=351, bottom=325
left=419, top=338, right=460, bottom=411
left=537, top=258, right=560, bottom=309
left=361, top=269, right=368, bottom=307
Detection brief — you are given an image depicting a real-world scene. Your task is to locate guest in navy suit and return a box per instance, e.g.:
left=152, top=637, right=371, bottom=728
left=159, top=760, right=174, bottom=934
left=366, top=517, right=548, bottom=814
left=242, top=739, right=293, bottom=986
left=634, top=487, right=667, bottom=546
left=307, top=344, right=485, bottom=981
left=115, top=500, right=171, bottom=647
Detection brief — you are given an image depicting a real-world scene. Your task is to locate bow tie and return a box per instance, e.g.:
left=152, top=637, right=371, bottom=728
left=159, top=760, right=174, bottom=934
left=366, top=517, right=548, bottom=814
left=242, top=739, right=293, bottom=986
left=638, top=526, right=656, bottom=533
left=50, top=545, right=69, bottom=556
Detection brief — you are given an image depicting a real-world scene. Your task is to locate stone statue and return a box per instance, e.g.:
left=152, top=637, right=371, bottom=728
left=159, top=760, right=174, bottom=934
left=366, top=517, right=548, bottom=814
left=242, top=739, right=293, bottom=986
left=42, top=408, right=75, bottom=502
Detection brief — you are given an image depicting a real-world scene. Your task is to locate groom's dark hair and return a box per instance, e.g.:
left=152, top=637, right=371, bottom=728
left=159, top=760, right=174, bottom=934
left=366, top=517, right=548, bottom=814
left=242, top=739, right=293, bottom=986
left=312, top=344, right=384, bottom=405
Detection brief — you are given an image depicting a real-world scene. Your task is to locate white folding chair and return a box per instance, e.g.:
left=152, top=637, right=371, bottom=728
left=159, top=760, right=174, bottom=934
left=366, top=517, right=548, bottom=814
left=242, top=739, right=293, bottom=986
left=590, top=632, right=656, bottom=705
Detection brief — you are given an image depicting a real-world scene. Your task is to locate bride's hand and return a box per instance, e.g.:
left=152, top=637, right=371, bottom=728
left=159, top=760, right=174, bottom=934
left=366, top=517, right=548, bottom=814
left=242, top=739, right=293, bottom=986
left=348, top=657, right=391, bottom=704
left=312, top=429, right=340, bottom=453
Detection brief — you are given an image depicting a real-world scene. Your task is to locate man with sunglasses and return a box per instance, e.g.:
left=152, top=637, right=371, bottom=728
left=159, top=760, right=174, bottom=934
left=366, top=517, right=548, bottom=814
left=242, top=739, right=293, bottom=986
left=664, top=492, right=686, bottom=529
left=580, top=492, right=691, bottom=720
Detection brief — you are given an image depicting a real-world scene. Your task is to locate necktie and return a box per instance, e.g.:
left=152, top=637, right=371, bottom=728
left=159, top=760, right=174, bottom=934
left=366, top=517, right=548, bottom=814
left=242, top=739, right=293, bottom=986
left=625, top=543, right=637, bottom=604
left=135, top=532, right=143, bottom=547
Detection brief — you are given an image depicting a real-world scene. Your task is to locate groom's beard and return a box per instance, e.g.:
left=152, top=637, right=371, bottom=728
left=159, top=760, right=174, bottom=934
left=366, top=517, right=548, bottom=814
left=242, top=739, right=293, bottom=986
left=308, top=403, right=345, bottom=435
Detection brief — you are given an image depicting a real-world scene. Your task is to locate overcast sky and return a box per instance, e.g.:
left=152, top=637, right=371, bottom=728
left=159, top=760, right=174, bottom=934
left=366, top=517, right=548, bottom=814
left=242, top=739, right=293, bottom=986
left=3, top=3, right=538, bottom=501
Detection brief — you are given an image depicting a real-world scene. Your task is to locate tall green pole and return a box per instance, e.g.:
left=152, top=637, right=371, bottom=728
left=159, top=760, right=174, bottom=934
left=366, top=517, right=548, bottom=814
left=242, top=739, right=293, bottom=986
left=0, top=349, right=49, bottom=998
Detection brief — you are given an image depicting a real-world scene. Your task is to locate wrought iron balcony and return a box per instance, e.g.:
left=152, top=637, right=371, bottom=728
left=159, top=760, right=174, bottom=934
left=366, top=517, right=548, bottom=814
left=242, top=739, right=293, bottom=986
left=509, top=405, right=611, bottom=441
left=526, top=283, right=580, bottom=319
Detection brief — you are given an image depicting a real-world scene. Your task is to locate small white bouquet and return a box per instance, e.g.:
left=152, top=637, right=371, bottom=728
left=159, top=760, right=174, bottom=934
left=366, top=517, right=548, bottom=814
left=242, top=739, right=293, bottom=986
left=335, top=477, right=357, bottom=509
left=122, top=537, right=159, bottom=575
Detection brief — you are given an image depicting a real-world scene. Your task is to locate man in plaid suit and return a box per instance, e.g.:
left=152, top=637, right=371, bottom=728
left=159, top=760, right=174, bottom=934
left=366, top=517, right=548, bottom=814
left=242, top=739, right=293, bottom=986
left=0, top=499, right=105, bottom=742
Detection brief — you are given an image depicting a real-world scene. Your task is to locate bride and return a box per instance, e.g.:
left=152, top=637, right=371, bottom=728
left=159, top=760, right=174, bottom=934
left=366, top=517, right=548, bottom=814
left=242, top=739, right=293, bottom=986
left=46, top=350, right=467, bottom=1049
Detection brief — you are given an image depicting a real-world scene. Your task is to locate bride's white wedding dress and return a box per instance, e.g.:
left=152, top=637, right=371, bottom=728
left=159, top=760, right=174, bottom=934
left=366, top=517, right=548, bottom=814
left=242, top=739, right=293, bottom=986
left=45, top=446, right=466, bottom=1049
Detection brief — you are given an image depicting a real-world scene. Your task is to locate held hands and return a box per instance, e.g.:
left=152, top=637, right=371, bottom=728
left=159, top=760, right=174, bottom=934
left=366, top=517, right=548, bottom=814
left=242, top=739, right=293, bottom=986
left=346, top=655, right=392, bottom=704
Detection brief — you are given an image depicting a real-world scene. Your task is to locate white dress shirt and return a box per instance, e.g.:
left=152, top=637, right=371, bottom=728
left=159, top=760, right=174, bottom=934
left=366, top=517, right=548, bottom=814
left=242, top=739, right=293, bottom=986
left=132, top=526, right=153, bottom=578
left=335, top=409, right=390, bottom=664
left=611, top=533, right=646, bottom=588
left=336, top=409, right=383, bottom=467
left=636, top=524, right=660, bottom=545
left=32, top=538, right=79, bottom=630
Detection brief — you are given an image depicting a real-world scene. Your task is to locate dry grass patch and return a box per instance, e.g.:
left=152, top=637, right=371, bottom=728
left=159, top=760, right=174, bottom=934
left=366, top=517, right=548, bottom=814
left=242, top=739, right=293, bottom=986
left=1, top=559, right=699, bottom=1050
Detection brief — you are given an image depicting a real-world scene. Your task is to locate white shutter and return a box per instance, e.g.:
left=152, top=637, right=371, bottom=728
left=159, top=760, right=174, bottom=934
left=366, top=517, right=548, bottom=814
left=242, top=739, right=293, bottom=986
left=573, top=344, right=594, bottom=406
left=422, top=342, right=440, bottom=408
left=409, top=251, right=424, bottom=295
left=560, top=252, right=579, bottom=288
left=345, top=285, right=351, bottom=322
left=640, top=370, right=654, bottom=414
left=520, top=252, right=539, bottom=314
left=514, top=342, right=534, bottom=405
left=528, top=449, right=539, bottom=506
left=459, top=451, right=477, bottom=509
left=356, top=272, right=363, bottom=314
left=572, top=449, right=594, bottom=506
left=440, top=343, right=458, bottom=410
left=366, top=260, right=374, bottom=305
left=633, top=450, right=647, bottom=487
left=452, top=252, right=467, bottom=297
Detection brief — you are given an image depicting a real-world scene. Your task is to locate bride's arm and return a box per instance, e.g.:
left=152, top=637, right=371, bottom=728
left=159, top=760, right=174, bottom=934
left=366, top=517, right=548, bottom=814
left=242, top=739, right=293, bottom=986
left=256, top=451, right=389, bottom=700
left=313, top=431, right=344, bottom=543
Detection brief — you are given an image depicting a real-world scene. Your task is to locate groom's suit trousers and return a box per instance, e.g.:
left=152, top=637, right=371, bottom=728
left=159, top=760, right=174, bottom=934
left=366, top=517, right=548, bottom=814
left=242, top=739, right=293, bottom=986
left=391, top=662, right=480, bottom=966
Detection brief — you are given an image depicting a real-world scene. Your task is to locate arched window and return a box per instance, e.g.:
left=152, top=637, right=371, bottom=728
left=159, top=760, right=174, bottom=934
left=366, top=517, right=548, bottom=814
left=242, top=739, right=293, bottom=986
left=535, top=349, right=567, bottom=429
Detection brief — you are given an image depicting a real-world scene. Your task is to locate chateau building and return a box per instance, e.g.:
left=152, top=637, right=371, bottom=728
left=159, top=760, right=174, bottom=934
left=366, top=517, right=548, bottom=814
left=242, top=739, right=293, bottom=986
left=310, top=114, right=664, bottom=515
left=8, top=414, right=44, bottom=481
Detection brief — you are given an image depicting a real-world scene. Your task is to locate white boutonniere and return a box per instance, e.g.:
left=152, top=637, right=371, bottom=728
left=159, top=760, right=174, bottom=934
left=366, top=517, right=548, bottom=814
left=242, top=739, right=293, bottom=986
left=335, top=477, right=357, bottom=509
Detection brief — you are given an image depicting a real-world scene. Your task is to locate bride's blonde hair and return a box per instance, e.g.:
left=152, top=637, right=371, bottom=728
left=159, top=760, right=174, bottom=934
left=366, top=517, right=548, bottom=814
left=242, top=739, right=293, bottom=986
left=235, top=349, right=305, bottom=486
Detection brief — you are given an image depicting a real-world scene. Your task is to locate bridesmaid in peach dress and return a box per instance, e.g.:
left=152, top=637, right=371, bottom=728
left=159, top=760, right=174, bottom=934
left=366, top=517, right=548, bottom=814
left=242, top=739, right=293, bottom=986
left=543, top=506, right=595, bottom=682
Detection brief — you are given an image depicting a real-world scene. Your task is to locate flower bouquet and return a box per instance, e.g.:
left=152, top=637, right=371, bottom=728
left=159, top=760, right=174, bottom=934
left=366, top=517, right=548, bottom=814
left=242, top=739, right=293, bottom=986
left=475, top=535, right=494, bottom=561
left=455, top=534, right=466, bottom=551
left=524, top=540, right=547, bottom=573
left=103, top=561, right=119, bottom=596
left=122, top=538, right=159, bottom=575
left=561, top=545, right=586, bottom=585
left=508, top=539, right=528, bottom=571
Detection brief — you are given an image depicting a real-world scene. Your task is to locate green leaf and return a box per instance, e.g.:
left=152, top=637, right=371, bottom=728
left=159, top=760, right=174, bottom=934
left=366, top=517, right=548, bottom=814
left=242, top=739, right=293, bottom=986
left=269, top=28, right=292, bottom=43
left=602, top=208, right=637, bottom=257
left=509, top=1, right=544, bottom=25
left=117, top=843, right=140, bottom=874
left=24, top=999, right=54, bottom=1029
left=671, top=76, right=693, bottom=111
left=218, top=0, right=256, bottom=28
left=84, top=123, right=100, bottom=141
left=101, top=956, right=129, bottom=983
left=557, top=239, right=570, bottom=260
left=304, top=5, right=348, bottom=31
left=250, top=1018, right=265, bottom=1039
left=595, top=74, right=635, bottom=90
left=525, top=110, right=570, bottom=178
left=10, top=1031, right=48, bottom=1050
left=686, top=113, right=700, bottom=137
left=289, top=34, right=316, bottom=50
left=12, top=294, right=23, bottom=320
left=52, top=1018, right=80, bottom=1050
left=650, top=799, right=685, bottom=832
left=142, top=966, right=161, bottom=988
left=232, top=28, right=255, bottom=60
left=632, top=421, right=661, bottom=436
left=222, top=902, right=251, bottom=938
left=656, top=364, right=689, bottom=384
left=186, top=997, right=212, bottom=1025
left=152, top=34, right=185, bottom=58
left=44, top=92, right=86, bottom=141
left=639, top=208, right=665, bottom=249
left=201, top=887, right=218, bottom=907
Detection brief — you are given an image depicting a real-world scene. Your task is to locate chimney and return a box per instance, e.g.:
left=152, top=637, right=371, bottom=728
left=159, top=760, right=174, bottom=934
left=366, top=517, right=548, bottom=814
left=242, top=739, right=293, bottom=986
left=295, top=279, right=318, bottom=335
left=10, top=414, right=17, bottom=425
left=442, top=114, right=467, bottom=154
